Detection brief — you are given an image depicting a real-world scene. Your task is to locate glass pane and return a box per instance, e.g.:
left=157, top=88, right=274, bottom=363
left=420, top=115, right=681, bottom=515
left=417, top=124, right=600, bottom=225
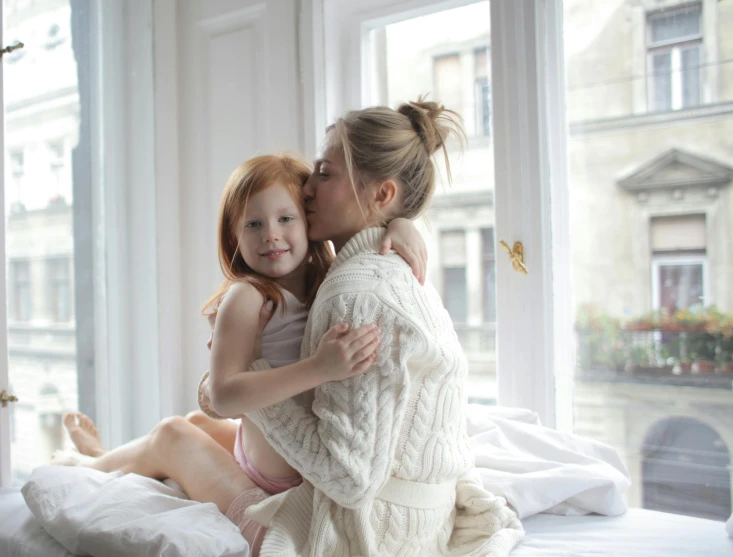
left=565, top=2, right=733, bottom=522
left=3, top=0, right=85, bottom=486
left=652, top=52, right=672, bottom=111
left=366, top=2, right=496, bottom=405
left=681, top=47, right=701, bottom=108
left=649, top=6, right=701, bottom=44
left=658, top=263, right=704, bottom=312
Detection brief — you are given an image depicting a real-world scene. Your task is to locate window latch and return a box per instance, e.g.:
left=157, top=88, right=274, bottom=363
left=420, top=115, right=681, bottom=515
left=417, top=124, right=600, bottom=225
left=499, top=240, right=528, bottom=274
left=0, top=42, right=24, bottom=61
left=1, top=389, right=19, bottom=408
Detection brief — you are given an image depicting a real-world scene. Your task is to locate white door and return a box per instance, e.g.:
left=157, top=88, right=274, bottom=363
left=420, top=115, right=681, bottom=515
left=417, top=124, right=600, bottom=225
left=169, top=0, right=305, bottom=406
left=318, top=0, right=571, bottom=427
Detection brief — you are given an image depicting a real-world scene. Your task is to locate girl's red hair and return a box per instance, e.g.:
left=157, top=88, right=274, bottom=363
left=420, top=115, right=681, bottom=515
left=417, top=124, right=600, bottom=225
left=202, top=154, right=333, bottom=317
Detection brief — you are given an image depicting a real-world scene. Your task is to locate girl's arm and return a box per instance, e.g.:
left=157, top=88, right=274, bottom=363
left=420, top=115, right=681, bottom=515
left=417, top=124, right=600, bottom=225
left=207, top=283, right=380, bottom=418
left=245, top=291, right=417, bottom=509
left=383, top=218, right=428, bottom=284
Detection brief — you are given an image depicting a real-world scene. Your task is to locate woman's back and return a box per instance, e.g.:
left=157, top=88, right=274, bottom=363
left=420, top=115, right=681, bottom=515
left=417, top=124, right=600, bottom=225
left=245, top=228, right=522, bottom=556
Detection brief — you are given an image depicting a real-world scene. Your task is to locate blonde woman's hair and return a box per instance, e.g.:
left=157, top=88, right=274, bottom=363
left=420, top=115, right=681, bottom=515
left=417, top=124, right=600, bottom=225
left=329, top=97, right=465, bottom=221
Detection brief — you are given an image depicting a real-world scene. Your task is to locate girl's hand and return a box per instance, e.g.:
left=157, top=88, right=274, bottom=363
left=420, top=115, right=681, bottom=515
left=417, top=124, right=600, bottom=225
left=382, top=218, right=428, bottom=285
left=313, top=324, right=380, bottom=382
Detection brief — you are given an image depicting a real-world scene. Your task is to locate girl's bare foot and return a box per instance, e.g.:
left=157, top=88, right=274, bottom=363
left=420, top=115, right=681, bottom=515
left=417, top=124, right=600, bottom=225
left=62, top=412, right=106, bottom=457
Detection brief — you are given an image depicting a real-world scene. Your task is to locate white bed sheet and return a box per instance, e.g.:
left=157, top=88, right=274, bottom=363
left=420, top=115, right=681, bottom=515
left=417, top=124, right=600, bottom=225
left=514, top=508, right=733, bottom=557
left=0, top=488, right=72, bottom=557
left=2, top=488, right=731, bottom=557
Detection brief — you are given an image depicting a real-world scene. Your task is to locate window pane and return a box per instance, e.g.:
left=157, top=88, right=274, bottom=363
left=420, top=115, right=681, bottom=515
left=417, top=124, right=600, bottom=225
left=565, top=1, right=732, bottom=523
left=681, top=47, right=701, bottom=108
left=370, top=1, right=496, bottom=404
left=649, top=6, right=701, bottom=44
left=658, top=263, right=704, bottom=312
left=3, top=0, right=89, bottom=486
left=443, top=266, right=468, bottom=322
left=652, top=52, right=672, bottom=111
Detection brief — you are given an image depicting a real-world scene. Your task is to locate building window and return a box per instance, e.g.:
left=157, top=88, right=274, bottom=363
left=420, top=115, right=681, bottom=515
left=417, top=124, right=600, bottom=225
left=48, top=140, right=66, bottom=201
left=48, top=258, right=72, bottom=322
left=433, top=54, right=462, bottom=118
left=481, top=228, right=496, bottom=321
left=9, top=148, right=24, bottom=203
left=647, top=4, right=702, bottom=112
left=441, top=230, right=468, bottom=323
left=474, top=47, right=491, bottom=136
left=10, top=260, right=32, bottom=322
left=650, top=215, right=707, bottom=312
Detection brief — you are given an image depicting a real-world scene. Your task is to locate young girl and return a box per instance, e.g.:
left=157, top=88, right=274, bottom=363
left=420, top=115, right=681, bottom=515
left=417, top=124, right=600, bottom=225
left=196, top=153, right=385, bottom=495
left=58, top=153, right=426, bottom=501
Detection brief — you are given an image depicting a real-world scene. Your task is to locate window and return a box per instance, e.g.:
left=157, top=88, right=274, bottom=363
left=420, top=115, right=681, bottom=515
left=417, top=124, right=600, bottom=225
left=48, top=140, right=66, bottom=202
left=475, top=47, right=491, bottom=136
left=9, top=148, right=24, bottom=204
left=47, top=258, right=72, bottom=322
left=9, top=260, right=32, bottom=322
left=650, top=215, right=707, bottom=312
left=441, top=230, right=468, bottom=323
left=481, top=228, right=496, bottom=321
left=433, top=54, right=462, bottom=117
left=647, top=4, right=702, bottom=111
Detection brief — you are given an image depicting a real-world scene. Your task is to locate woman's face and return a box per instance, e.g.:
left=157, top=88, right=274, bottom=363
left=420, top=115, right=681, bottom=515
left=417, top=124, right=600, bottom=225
left=303, top=130, right=370, bottom=252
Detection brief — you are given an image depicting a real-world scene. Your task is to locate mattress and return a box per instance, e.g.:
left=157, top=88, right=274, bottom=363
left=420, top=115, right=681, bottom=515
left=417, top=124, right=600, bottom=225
left=1, top=487, right=731, bottom=557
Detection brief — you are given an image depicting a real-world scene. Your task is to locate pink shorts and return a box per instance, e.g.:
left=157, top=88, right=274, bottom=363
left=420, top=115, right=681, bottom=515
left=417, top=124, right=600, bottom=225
left=234, top=423, right=303, bottom=495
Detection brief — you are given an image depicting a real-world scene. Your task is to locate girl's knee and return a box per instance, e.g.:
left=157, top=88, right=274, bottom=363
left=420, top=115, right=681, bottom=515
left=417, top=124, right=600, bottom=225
left=184, top=410, right=210, bottom=428
left=151, top=416, right=194, bottom=452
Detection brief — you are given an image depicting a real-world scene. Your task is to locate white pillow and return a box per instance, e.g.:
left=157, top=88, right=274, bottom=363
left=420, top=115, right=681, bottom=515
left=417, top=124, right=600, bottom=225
left=22, top=465, right=249, bottom=557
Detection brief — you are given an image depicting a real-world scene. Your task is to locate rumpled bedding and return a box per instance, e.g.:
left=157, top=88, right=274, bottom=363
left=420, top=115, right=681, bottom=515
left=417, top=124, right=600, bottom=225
left=18, top=405, right=632, bottom=556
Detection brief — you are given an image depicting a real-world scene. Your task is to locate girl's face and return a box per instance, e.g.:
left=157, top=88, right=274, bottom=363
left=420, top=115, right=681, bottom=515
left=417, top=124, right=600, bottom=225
left=237, top=182, right=309, bottom=279
left=303, top=129, right=371, bottom=252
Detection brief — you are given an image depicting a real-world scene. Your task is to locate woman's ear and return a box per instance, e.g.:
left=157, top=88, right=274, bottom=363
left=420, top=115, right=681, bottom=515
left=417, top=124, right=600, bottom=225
left=373, top=179, right=399, bottom=212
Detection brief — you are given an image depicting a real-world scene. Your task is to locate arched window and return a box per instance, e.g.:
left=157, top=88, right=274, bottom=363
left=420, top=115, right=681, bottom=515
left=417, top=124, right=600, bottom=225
left=642, top=417, right=731, bottom=521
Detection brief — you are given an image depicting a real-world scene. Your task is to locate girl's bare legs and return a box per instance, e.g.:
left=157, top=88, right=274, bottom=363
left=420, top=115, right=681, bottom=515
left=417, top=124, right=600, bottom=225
left=71, top=415, right=257, bottom=513
left=62, top=410, right=238, bottom=457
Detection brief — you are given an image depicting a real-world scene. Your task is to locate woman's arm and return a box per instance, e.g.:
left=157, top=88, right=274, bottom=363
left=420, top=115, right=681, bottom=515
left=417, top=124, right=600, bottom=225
left=246, top=291, right=419, bottom=509
left=383, top=217, right=428, bottom=285
left=208, top=284, right=380, bottom=418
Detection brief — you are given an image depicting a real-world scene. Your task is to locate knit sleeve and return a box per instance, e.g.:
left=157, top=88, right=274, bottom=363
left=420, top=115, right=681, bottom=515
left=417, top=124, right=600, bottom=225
left=245, top=290, right=416, bottom=509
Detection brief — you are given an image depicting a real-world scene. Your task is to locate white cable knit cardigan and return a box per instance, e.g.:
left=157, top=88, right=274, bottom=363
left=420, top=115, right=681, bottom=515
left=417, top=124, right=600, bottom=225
left=225, top=228, right=523, bottom=556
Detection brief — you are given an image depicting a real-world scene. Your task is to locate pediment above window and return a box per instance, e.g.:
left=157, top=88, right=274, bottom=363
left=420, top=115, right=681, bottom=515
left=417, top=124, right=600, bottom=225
left=618, top=149, right=732, bottom=193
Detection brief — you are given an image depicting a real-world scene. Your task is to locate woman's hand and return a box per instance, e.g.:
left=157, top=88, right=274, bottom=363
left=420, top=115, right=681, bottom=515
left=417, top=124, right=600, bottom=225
left=313, top=324, right=380, bottom=382
left=382, top=218, right=428, bottom=285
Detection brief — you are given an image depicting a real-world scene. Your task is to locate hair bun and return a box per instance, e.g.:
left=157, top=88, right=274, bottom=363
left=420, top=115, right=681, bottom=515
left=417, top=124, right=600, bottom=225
left=397, top=97, right=462, bottom=155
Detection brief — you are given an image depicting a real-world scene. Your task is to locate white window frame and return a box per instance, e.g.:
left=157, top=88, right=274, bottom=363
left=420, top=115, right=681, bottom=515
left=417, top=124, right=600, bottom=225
left=651, top=255, right=710, bottom=311
left=646, top=3, right=703, bottom=112
left=306, top=0, right=572, bottom=429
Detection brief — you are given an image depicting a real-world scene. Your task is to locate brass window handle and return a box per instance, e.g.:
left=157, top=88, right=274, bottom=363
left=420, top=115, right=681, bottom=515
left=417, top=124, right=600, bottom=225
left=1, top=389, right=19, bottom=408
left=499, top=240, right=528, bottom=274
left=0, top=42, right=24, bottom=61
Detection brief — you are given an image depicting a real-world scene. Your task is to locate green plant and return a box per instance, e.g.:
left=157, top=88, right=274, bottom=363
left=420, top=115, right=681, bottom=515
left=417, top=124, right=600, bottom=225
left=687, top=331, right=717, bottom=361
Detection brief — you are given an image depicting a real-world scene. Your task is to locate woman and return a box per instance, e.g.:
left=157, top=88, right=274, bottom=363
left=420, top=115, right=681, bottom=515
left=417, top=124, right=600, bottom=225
left=200, top=99, right=524, bottom=555
left=63, top=99, right=524, bottom=556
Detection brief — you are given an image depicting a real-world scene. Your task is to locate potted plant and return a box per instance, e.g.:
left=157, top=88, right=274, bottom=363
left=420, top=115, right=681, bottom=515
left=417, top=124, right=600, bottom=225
left=717, top=316, right=733, bottom=374
left=688, top=330, right=717, bottom=373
